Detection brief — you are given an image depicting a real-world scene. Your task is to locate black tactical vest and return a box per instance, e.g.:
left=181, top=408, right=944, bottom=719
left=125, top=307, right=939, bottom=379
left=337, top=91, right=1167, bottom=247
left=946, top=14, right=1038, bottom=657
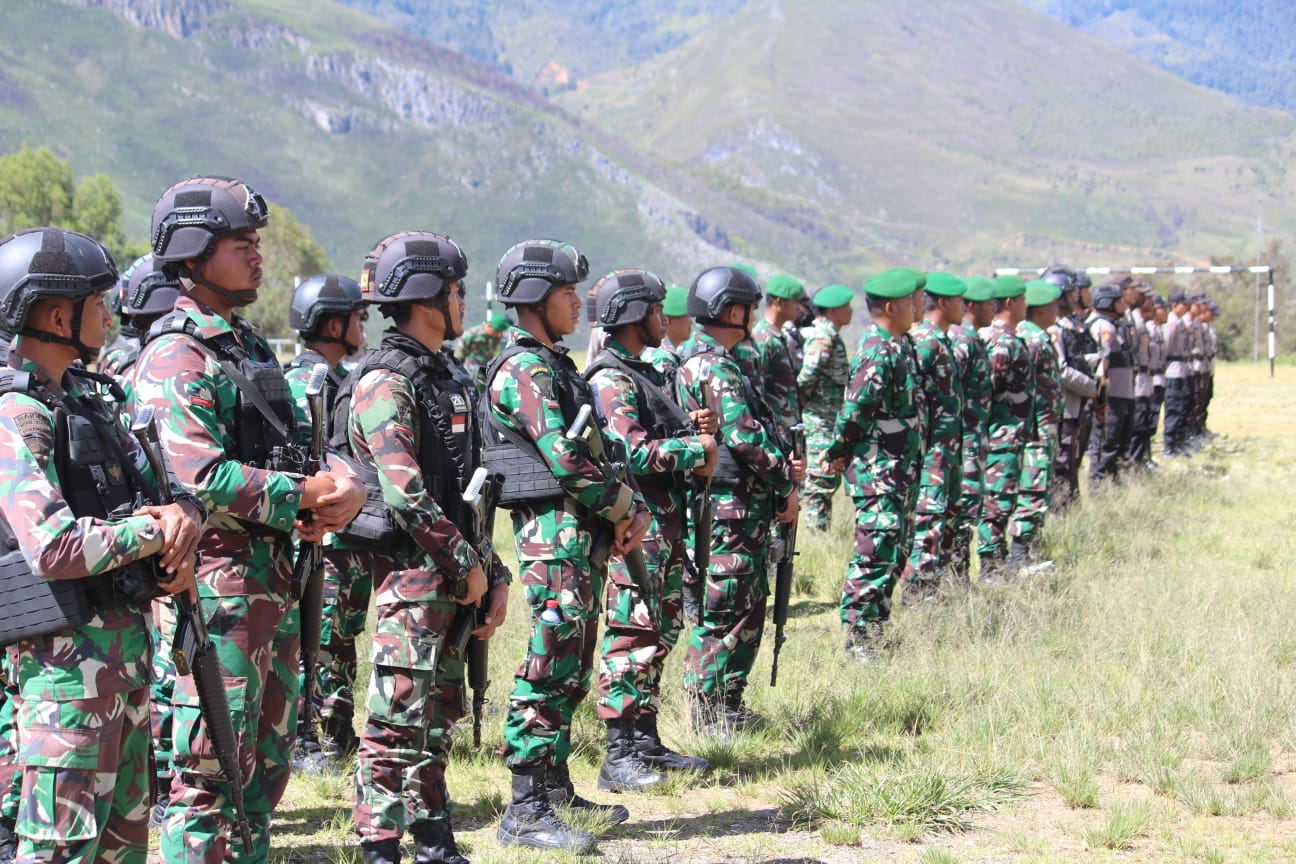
left=284, top=350, right=345, bottom=420
left=1059, top=315, right=1097, bottom=379
left=584, top=348, right=694, bottom=488
left=676, top=339, right=775, bottom=487
left=1086, top=313, right=1135, bottom=370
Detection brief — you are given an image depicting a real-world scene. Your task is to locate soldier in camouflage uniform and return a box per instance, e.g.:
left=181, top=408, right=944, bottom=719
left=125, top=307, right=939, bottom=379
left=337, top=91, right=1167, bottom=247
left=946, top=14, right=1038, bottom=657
left=796, top=284, right=853, bottom=532
left=0, top=667, right=15, bottom=864
left=485, top=240, right=650, bottom=853
left=0, top=227, right=203, bottom=864
left=675, top=266, right=797, bottom=731
left=454, top=311, right=510, bottom=391
left=1006, top=282, right=1063, bottom=569
left=281, top=274, right=369, bottom=772
left=750, top=274, right=805, bottom=437
left=133, top=177, right=365, bottom=863
left=782, top=295, right=816, bottom=377
left=98, top=254, right=181, bottom=390
left=902, top=274, right=966, bottom=600
left=949, top=276, right=994, bottom=581
left=344, top=233, right=508, bottom=864
left=585, top=270, right=716, bottom=789
left=823, top=269, right=922, bottom=659
left=975, top=275, right=1033, bottom=578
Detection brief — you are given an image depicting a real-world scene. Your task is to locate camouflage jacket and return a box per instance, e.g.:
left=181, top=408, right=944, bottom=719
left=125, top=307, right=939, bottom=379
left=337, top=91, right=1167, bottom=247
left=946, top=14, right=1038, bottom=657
left=909, top=319, right=963, bottom=455
left=0, top=356, right=166, bottom=700
left=676, top=330, right=793, bottom=519
left=825, top=322, right=923, bottom=497
left=951, top=322, right=991, bottom=453
left=796, top=316, right=849, bottom=431
left=1017, top=320, right=1062, bottom=441
left=454, top=321, right=503, bottom=389
left=982, top=318, right=1035, bottom=451
left=587, top=339, right=707, bottom=517
left=782, top=319, right=807, bottom=376
left=488, top=329, right=643, bottom=562
left=133, top=294, right=309, bottom=595
left=749, top=316, right=801, bottom=433
left=97, top=332, right=141, bottom=410
left=641, top=344, right=681, bottom=383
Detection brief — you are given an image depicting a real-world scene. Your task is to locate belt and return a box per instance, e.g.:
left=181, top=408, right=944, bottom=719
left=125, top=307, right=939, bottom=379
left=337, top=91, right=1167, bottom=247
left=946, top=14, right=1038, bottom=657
left=1167, top=355, right=1187, bottom=362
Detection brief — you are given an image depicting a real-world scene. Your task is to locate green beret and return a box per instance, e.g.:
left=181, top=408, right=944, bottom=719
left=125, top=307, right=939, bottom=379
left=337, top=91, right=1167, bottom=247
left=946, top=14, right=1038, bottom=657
left=766, top=274, right=806, bottom=300
left=991, top=274, right=1027, bottom=300
left=662, top=284, right=689, bottom=317
left=489, top=311, right=511, bottom=331
left=924, top=272, right=967, bottom=298
left=962, top=276, right=995, bottom=303
left=813, top=283, right=853, bottom=309
left=1025, top=280, right=1061, bottom=307
left=898, top=267, right=927, bottom=290
left=863, top=268, right=919, bottom=299
left=729, top=263, right=758, bottom=280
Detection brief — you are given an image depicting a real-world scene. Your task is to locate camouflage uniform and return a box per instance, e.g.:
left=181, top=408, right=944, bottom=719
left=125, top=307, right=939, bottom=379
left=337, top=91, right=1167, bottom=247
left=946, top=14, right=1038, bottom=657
left=796, top=316, right=849, bottom=531
left=950, top=322, right=990, bottom=577
left=825, top=322, right=922, bottom=637
left=1007, top=320, right=1061, bottom=549
left=749, top=317, right=801, bottom=436
left=0, top=358, right=176, bottom=864
left=454, top=321, right=503, bottom=391
left=488, top=332, right=645, bottom=770
left=283, top=355, right=370, bottom=743
left=133, top=294, right=311, bottom=863
left=676, top=331, right=793, bottom=702
left=975, top=319, right=1034, bottom=562
left=346, top=332, right=506, bottom=844
left=586, top=340, right=707, bottom=723
left=905, top=320, right=963, bottom=594
left=0, top=661, right=16, bottom=856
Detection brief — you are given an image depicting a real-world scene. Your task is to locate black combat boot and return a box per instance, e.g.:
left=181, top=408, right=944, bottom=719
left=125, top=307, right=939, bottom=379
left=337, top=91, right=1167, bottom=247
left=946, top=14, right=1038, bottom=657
left=544, top=762, right=629, bottom=825
left=149, top=775, right=171, bottom=829
left=360, top=838, right=401, bottom=864
left=688, top=691, right=733, bottom=739
left=597, top=720, right=668, bottom=792
left=722, top=690, right=763, bottom=731
left=292, top=724, right=331, bottom=774
left=633, top=713, right=709, bottom=773
left=0, top=815, right=16, bottom=864
left=497, top=768, right=596, bottom=853
left=320, top=713, right=359, bottom=759
left=411, top=818, right=469, bottom=864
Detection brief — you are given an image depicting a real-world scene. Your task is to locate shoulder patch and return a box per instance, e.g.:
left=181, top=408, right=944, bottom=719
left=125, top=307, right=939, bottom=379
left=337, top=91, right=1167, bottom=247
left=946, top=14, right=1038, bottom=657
left=14, top=410, right=52, bottom=462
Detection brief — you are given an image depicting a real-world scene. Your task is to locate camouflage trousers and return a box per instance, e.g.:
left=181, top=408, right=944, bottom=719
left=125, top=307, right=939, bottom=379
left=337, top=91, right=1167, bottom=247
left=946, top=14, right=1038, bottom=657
left=15, top=687, right=151, bottom=864
left=1008, top=435, right=1057, bottom=548
left=683, top=513, right=772, bottom=699
left=502, top=557, right=602, bottom=770
left=310, top=549, right=374, bottom=727
left=801, top=427, right=843, bottom=532
left=841, top=492, right=912, bottom=632
left=160, top=592, right=300, bottom=864
left=906, top=450, right=963, bottom=591
left=975, top=445, right=1023, bottom=559
left=950, top=440, right=985, bottom=576
left=354, top=600, right=465, bottom=843
left=0, top=662, right=18, bottom=824
left=597, top=511, right=685, bottom=722
left=149, top=597, right=178, bottom=786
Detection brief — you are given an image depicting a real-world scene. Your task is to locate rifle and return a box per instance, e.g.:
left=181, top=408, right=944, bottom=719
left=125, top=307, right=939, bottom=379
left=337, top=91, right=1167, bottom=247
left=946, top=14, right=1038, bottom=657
left=130, top=406, right=254, bottom=853
left=769, top=423, right=805, bottom=687
left=444, top=466, right=504, bottom=748
left=691, top=381, right=714, bottom=584
left=566, top=404, right=652, bottom=596
left=292, top=364, right=329, bottom=748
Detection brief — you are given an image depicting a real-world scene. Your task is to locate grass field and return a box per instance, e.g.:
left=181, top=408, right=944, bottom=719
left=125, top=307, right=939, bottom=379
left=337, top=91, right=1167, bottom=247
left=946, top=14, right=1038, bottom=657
left=218, top=361, right=1296, bottom=864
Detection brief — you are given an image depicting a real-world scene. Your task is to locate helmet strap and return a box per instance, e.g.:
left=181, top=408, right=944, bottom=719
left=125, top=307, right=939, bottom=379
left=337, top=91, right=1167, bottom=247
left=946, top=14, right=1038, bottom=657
left=20, top=297, right=100, bottom=363
left=189, top=257, right=258, bottom=307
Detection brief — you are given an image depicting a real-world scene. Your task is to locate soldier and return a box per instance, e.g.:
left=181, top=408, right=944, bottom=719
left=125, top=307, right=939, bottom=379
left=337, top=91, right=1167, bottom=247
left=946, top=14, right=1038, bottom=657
left=342, top=233, right=508, bottom=864
left=1006, top=281, right=1063, bottom=569
left=133, top=176, right=365, bottom=862
left=0, top=227, right=203, bottom=864
left=1162, top=288, right=1193, bottom=458
left=483, top=239, right=650, bottom=853
left=750, top=274, right=805, bottom=438
left=975, top=275, right=1033, bottom=578
left=782, top=295, right=815, bottom=377
left=1148, top=295, right=1169, bottom=446
left=824, top=268, right=922, bottom=658
left=1046, top=268, right=1099, bottom=508
left=455, top=310, right=510, bottom=391
left=281, top=275, right=369, bottom=771
left=1125, top=281, right=1158, bottom=469
left=796, top=284, right=853, bottom=532
left=1200, top=301, right=1219, bottom=437
left=1086, top=283, right=1135, bottom=482
left=99, top=254, right=182, bottom=386
left=584, top=270, right=716, bottom=788
left=949, top=276, right=994, bottom=581
left=903, top=273, right=966, bottom=600
left=675, top=266, right=797, bottom=729
left=660, top=284, right=692, bottom=354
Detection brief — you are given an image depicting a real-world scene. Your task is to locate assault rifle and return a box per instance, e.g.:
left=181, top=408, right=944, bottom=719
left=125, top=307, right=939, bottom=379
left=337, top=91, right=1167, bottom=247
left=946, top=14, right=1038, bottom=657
left=130, top=406, right=254, bottom=853
left=291, top=364, right=329, bottom=747
left=444, top=466, right=504, bottom=748
left=769, top=423, right=805, bottom=687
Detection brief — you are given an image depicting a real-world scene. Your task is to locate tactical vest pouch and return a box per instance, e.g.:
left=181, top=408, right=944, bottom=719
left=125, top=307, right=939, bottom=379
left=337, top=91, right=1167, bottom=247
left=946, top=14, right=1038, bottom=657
left=0, top=547, right=92, bottom=647
left=709, top=445, right=749, bottom=487
left=483, top=439, right=566, bottom=507
left=331, top=455, right=400, bottom=551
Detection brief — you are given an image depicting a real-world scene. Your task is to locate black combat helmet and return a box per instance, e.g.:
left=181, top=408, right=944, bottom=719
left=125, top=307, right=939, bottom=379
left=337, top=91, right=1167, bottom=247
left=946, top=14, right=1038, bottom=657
left=361, top=232, right=467, bottom=306
left=151, top=176, right=269, bottom=265
left=0, top=227, right=118, bottom=361
left=1041, top=265, right=1079, bottom=294
left=289, top=274, right=365, bottom=338
left=687, top=265, right=762, bottom=324
left=117, top=254, right=182, bottom=325
left=495, top=239, right=589, bottom=306
left=592, top=269, right=666, bottom=329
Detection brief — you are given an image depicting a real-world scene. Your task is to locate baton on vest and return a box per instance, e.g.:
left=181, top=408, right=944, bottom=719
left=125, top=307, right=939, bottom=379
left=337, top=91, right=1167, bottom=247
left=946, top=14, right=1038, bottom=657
left=769, top=423, right=805, bottom=687
left=292, top=364, right=329, bottom=748
left=131, top=406, right=254, bottom=853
